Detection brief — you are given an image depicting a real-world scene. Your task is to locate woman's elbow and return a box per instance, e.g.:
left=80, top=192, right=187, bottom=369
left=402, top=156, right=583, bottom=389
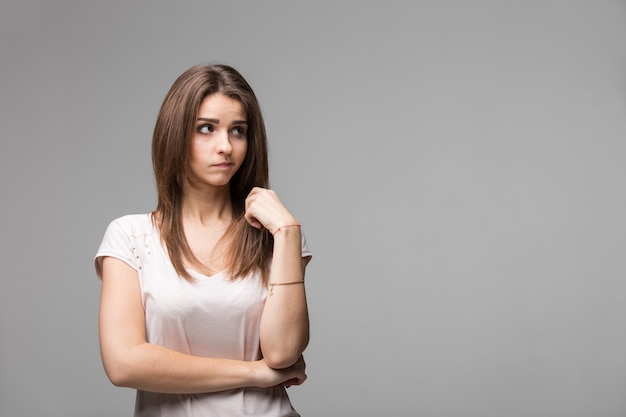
left=103, top=359, right=135, bottom=387
left=101, top=350, right=137, bottom=388
left=264, top=352, right=298, bottom=369
left=263, top=340, right=309, bottom=369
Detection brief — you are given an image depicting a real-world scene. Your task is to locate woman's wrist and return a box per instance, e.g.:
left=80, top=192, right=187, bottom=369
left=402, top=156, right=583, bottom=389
left=272, top=223, right=301, bottom=236
left=252, top=359, right=286, bottom=388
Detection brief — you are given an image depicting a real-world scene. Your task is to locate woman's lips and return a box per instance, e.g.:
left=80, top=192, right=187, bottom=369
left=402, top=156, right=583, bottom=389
left=212, top=162, right=234, bottom=168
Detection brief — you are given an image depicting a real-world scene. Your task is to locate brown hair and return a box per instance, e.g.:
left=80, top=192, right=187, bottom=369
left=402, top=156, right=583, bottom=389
left=151, top=64, right=272, bottom=281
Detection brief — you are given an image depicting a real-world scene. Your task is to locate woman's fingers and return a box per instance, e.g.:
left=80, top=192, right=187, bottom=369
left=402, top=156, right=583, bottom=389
left=244, top=187, right=296, bottom=233
left=243, top=187, right=264, bottom=229
left=257, top=357, right=307, bottom=388
left=283, top=355, right=307, bottom=387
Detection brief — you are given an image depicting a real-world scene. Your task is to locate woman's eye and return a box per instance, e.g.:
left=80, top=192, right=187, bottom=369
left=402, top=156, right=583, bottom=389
left=231, top=126, right=247, bottom=137
left=197, top=124, right=214, bottom=134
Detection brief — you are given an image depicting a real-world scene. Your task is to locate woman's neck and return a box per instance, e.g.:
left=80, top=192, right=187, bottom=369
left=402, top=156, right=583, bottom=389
left=181, top=184, right=234, bottom=227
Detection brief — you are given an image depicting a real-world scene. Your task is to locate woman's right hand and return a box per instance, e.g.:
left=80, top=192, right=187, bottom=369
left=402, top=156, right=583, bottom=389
left=255, top=356, right=307, bottom=388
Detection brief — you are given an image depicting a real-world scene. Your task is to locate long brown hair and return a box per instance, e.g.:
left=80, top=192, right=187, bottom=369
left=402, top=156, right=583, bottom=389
left=151, top=64, right=272, bottom=282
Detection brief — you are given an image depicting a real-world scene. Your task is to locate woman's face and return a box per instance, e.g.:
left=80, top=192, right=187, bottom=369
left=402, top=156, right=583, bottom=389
left=188, top=93, right=248, bottom=189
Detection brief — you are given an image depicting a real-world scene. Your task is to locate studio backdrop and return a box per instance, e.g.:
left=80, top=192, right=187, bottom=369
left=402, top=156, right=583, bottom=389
left=1, top=1, right=625, bottom=416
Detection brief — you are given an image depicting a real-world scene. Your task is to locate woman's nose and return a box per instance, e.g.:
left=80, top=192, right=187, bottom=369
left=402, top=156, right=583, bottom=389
left=215, top=130, right=232, bottom=154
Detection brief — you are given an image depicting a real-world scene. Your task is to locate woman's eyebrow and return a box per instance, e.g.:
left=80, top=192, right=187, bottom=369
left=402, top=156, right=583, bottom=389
left=196, top=118, right=248, bottom=125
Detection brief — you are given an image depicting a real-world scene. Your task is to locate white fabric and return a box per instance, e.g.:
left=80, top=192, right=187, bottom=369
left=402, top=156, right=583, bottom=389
left=95, top=213, right=312, bottom=417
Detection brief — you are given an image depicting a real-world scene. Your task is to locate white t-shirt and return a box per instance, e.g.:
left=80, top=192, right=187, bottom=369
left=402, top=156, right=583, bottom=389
left=94, top=213, right=312, bottom=417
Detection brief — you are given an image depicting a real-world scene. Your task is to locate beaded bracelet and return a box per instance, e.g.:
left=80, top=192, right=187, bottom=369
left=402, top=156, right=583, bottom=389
left=268, top=280, right=305, bottom=295
left=272, top=224, right=301, bottom=236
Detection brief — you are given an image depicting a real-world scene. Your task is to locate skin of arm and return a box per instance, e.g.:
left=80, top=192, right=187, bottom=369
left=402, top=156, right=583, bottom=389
left=98, top=256, right=305, bottom=394
left=259, top=230, right=310, bottom=369
left=245, top=188, right=311, bottom=369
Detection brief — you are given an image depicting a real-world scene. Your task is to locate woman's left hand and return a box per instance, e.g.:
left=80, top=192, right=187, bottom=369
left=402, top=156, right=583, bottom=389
left=244, top=187, right=298, bottom=234
left=281, top=355, right=307, bottom=388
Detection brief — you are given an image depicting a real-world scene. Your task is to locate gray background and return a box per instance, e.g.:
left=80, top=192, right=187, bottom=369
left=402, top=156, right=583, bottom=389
left=1, top=1, right=625, bottom=416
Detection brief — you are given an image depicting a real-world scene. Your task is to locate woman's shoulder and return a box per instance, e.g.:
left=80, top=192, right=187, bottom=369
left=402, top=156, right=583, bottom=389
left=107, top=213, right=155, bottom=237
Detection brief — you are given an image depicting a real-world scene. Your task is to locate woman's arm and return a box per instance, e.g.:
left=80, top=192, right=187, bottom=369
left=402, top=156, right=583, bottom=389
left=98, top=256, right=305, bottom=394
left=260, top=230, right=311, bottom=369
left=245, top=188, right=311, bottom=369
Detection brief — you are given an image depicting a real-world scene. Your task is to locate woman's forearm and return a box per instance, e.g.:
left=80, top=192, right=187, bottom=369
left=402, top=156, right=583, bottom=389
left=99, top=256, right=302, bottom=394
left=102, top=342, right=287, bottom=394
left=259, top=226, right=310, bottom=369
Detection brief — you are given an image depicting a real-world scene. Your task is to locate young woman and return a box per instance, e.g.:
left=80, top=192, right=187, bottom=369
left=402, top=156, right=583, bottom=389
left=95, top=64, right=312, bottom=416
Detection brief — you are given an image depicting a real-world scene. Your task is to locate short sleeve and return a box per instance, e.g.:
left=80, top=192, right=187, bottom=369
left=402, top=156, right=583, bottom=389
left=94, top=219, right=138, bottom=280
left=301, top=231, right=312, bottom=259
